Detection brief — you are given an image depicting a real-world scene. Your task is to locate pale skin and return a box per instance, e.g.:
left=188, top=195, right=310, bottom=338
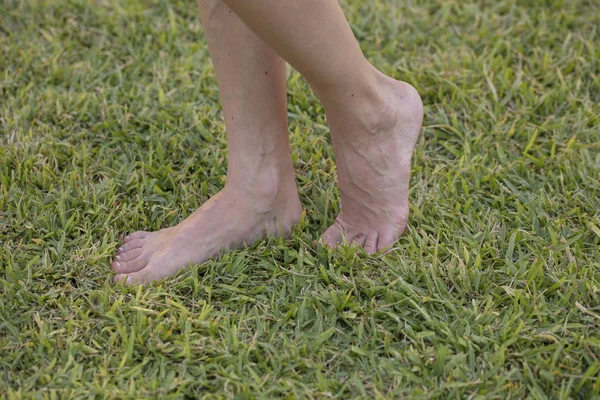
left=112, top=0, right=424, bottom=284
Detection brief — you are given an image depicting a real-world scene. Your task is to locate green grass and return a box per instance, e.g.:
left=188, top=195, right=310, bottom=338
left=1, top=0, right=600, bottom=397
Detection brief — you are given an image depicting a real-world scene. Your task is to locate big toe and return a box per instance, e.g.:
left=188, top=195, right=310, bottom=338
left=113, top=251, right=150, bottom=274
left=115, top=259, right=171, bottom=285
left=376, top=227, right=400, bottom=253
left=113, top=241, right=154, bottom=274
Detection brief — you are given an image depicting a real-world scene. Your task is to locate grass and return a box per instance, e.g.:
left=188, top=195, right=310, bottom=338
left=1, top=0, right=599, bottom=397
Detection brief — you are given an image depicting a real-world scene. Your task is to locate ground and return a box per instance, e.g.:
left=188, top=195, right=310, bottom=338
left=1, top=0, right=600, bottom=398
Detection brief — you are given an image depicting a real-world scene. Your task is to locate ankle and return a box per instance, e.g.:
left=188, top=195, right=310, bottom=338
left=324, top=72, right=401, bottom=140
left=313, top=61, right=383, bottom=105
left=225, top=168, right=302, bottom=231
left=226, top=164, right=297, bottom=209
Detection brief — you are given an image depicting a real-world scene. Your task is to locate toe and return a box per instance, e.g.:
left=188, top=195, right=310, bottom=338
left=321, top=222, right=344, bottom=247
left=116, top=260, right=170, bottom=285
left=351, top=232, right=367, bottom=247
left=117, top=239, right=145, bottom=254
left=113, top=248, right=143, bottom=263
left=115, top=271, right=148, bottom=286
left=113, top=252, right=150, bottom=274
left=364, top=232, right=379, bottom=254
left=123, top=231, right=149, bottom=243
left=376, top=228, right=399, bottom=253
left=114, top=273, right=143, bottom=286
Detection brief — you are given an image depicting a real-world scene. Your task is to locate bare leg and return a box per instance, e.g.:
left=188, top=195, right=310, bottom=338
left=112, top=0, right=301, bottom=284
left=222, top=0, right=424, bottom=253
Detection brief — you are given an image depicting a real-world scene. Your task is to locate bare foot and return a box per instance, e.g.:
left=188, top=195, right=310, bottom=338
left=112, top=177, right=301, bottom=284
left=321, top=75, right=423, bottom=253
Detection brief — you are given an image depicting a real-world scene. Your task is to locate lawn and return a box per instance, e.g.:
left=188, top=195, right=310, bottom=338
left=1, top=0, right=599, bottom=398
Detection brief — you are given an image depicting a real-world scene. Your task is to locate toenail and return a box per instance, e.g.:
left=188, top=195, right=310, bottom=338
left=116, top=255, right=121, bottom=260
left=115, top=262, right=121, bottom=268
left=125, top=236, right=130, bottom=240
left=118, top=247, right=123, bottom=251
